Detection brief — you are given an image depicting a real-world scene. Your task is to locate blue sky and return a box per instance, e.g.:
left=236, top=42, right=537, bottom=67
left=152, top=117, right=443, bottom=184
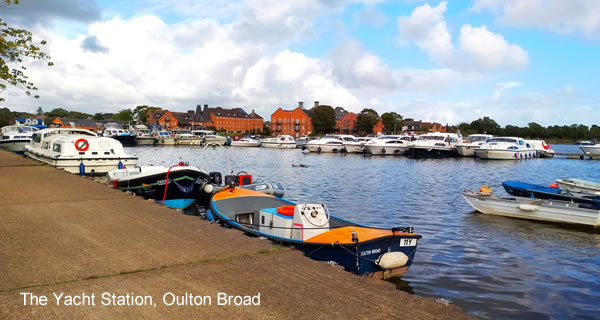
left=3, top=0, right=599, bottom=127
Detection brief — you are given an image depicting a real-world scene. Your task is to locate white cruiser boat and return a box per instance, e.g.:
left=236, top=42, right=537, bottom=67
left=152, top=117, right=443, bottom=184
left=526, top=140, right=555, bottom=158
left=580, top=145, right=600, bottom=155
left=175, top=133, right=202, bottom=145
left=231, top=137, right=261, bottom=147
left=343, top=137, right=373, bottom=153
left=462, top=190, right=600, bottom=227
left=153, top=130, right=176, bottom=145
left=408, top=132, right=462, bottom=158
left=364, top=135, right=413, bottom=155
left=24, top=128, right=137, bottom=175
left=262, top=135, right=296, bottom=149
left=555, top=178, right=600, bottom=195
left=0, top=125, right=40, bottom=154
left=191, top=130, right=227, bottom=145
left=474, top=137, right=537, bottom=160
left=131, top=124, right=155, bottom=146
left=456, top=134, right=493, bottom=157
left=304, top=135, right=344, bottom=153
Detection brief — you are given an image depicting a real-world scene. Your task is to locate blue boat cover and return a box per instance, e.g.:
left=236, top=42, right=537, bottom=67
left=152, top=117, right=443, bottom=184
left=502, top=181, right=562, bottom=194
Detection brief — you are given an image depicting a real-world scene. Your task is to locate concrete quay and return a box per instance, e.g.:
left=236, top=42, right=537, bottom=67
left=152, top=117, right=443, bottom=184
left=0, top=151, right=470, bottom=319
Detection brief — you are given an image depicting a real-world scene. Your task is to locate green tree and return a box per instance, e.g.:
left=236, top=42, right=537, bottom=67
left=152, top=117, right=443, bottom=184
left=381, top=112, right=403, bottom=134
left=113, top=108, right=133, bottom=122
left=93, top=112, right=104, bottom=120
left=35, top=106, right=43, bottom=115
left=589, top=125, right=600, bottom=139
left=0, top=107, right=11, bottom=127
left=262, top=123, right=272, bottom=136
left=469, top=116, right=500, bottom=135
left=527, top=122, right=546, bottom=138
left=0, top=1, right=53, bottom=101
left=355, top=108, right=379, bottom=135
left=45, top=107, right=69, bottom=118
left=132, top=105, right=160, bottom=124
left=576, top=124, right=589, bottom=140
left=457, top=122, right=473, bottom=136
left=311, top=105, right=336, bottom=134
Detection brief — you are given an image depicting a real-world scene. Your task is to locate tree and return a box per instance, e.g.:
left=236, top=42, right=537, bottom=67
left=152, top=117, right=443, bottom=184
left=262, top=123, right=272, bottom=136
left=93, top=113, right=104, bottom=120
left=35, top=106, right=43, bottom=115
left=0, top=1, right=53, bottom=101
left=45, top=108, right=69, bottom=118
left=113, top=108, right=133, bottom=122
left=132, top=105, right=160, bottom=124
left=527, top=122, right=546, bottom=138
left=311, top=105, right=336, bottom=134
left=469, top=116, right=500, bottom=135
left=381, top=112, right=403, bottom=134
left=0, top=107, right=11, bottom=127
left=355, top=108, right=379, bottom=135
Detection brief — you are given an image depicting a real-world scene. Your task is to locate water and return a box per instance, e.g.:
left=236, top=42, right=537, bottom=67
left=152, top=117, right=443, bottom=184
left=126, top=145, right=600, bottom=319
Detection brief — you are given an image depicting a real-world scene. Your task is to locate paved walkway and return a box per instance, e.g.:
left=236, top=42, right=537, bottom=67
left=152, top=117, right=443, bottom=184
left=0, top=151, right=470, bottom=319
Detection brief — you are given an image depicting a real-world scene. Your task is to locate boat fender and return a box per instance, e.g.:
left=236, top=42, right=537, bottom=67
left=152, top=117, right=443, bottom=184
left=381, top=148, right=386, bottom=154
left=205, top=208, right=216, bottom=221
left=376, top=252, right=409, bottom=270
left=301, top=145, right=306, bottom=150
left=317, top=147, right=321, bottom=152
left=203, top=183, right=214, bottom=194
left=549, top=183, right=559, bottom=188
left=518, top=204, right=538, bottom=211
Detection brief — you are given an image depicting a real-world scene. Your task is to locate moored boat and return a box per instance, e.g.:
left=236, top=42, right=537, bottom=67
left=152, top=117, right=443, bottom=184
left=343, top=136, right=373, bottom=153
left=580, top=145, right=600, bottom=155
left=555, top=178, right=600, bottom=195
left=462, top=190, right=600, bottom=228
left=262, top=135, right=296, bottom=149
left=231, top=137, right=261, bottom=147
left=364, top=135, right=412, bottom=155
left=456, top=134, right=493, bottom=157
left=153, top=129, right=176, bottom=145
left=526, top=139, right=555, bottom=158
left=207, top=187, right=421, bottom=279
left=24, top=128, right=137, bottom=175
left=304, top=135, right=344, bottom=153
left=108, top=164, right=213, bottom=209
left=0, top=125, right=40, bottom=154
left=101, top=126, right=136, bottom=147
left=175, top=133, right=203, bottom=145
left=131, top=125, right=155, bottom=146
left=408, top=132, right=461, bottom=158
left=474, top=137, right=537, bottom=160
left=502, top=180, right=600, bottom=206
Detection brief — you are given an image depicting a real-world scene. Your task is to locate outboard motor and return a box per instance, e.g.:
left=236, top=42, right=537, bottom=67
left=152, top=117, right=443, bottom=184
left=224, top=175, right=238, bottom=186
left=209, top=172, right=222, bottom=186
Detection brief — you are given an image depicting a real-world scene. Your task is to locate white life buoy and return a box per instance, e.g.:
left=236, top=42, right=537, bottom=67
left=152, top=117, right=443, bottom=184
left=25, top=119, right=32, bottom=124
left=376, top=252, right=409, bottom=269
left=32, top=119, right=39, bottom=125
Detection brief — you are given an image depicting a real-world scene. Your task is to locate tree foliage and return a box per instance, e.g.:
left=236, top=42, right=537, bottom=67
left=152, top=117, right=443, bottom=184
left=381, top=112, right=403, bottom=134
left=0, top=1, right=53, bottom=101
left=311, top=105, right=336, bottom=134
left=132, top=105, right=160, bottom=124
left=114, top=108, right=133, bottom=122
left=355, top=108, right=379, bottom=135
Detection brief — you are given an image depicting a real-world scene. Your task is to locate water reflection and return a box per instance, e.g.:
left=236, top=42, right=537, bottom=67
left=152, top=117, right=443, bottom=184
left=126, top=145, right=600, bottom=319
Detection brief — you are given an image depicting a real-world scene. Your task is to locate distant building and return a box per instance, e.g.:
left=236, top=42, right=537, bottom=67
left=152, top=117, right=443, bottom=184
left=334, top=107, right=358, bottom=134
left=49, top=118, right=103, bottom=132
left=195, top=105, right=263, bottom=133
left=146, top=109, right=167, bottom=125
left=402, top=119, right=447, bottom=133
left=270, top=101, right=314, bottom=137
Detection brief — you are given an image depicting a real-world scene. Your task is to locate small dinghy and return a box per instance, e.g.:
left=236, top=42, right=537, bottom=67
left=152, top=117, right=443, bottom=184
left=108, top=163, right=213, bottom=209
left=462, top=190, right=600, bottom=228
left=555, top=178, right=600, bottom=195
left=502, top=181, right=600, bottom=207
left=207, top=187, right=421, bottom=279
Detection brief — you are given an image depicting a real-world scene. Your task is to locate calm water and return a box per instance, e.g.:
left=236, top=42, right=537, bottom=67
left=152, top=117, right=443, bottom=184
left=126, top=144, right=600, bottom=319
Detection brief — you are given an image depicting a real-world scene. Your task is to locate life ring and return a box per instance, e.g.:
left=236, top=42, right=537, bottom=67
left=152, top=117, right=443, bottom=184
left=25, top=119, right=32, bottom=124
left=32, top=119, right=39, bottom=125
left=381, top=148, right=386, bottom=154
left=74, top=138, right=89, bottom=151
left=317, top=147, right=321, bottom=152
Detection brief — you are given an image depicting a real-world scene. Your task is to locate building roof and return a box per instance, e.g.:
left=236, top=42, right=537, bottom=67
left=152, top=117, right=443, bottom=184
left=248, top=110, right=263, bottom=119
left=334, top=107, right=349, bottom=121
left=171, top=111, right=194, bottom=125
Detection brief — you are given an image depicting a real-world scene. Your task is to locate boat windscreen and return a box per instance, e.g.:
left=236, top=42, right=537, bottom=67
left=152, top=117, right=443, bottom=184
left=213, top=196, right=290, bottom=219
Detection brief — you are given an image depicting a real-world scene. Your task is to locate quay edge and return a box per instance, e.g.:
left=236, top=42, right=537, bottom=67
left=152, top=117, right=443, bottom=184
left=0, top=150, right=471, bottom=319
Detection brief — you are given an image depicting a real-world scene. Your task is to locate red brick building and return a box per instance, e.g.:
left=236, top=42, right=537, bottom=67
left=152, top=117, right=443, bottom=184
left=270, top=102, right=313, bottom=137
left=196, top=105, right=263, bottom=133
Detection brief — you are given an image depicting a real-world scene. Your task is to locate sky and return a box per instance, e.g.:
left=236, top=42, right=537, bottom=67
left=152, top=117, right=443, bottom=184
left=2, top=0, right=599, bottom=127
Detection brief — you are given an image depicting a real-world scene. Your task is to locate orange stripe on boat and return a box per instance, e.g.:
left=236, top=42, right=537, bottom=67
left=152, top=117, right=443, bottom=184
left=305, top=226, right=415, bottom=244
left=212, top=187, right=271, bottom=201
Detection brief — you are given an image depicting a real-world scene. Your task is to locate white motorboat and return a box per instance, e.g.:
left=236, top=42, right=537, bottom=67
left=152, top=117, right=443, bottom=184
left=101, top=127, right=136, bottom=147
left=131, top=124, right=155, bottom=146
left=456, top=134, right=493, bottom=157
left=24, top=128, right=137, bottom=175
left=262, top=135, right=296, bottom=149
left=364, top=135, right=413, bottom=155
left=526, top=139, right=555, bottom=158
left=555, top=178, right=600, bottom=195
left=191, top=130, right=227, bottom=145
left=0, top=125, right=40, bottom=154
left=580, top=145, right=600, bottom=155
left=408, top=132, right=462, bottom=158
left=231, top=137, right=261, bottom=147
left=462, top=190, right=600, bottom=228
left=474, top=137, right=537, bottom=160
left=175, top=133, right=203, bottom=145
left=153, top=129, right=176, bottom=145
left=304, top=135, right=344, bottom=153
left=343, top=137, right=373, bottom=153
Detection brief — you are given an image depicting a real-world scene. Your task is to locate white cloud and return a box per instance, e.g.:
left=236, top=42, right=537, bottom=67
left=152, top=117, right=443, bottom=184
left=492, top=81, right=522, bottom=100
left=397, top=1, right=528, bottom=71
left=472, top=0, right=600, bottom=38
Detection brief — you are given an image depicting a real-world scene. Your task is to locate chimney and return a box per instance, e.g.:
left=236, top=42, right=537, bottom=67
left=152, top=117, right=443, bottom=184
left=298, top=101, right=303, bottom=108
left=314, top=101, right=319, bottom=108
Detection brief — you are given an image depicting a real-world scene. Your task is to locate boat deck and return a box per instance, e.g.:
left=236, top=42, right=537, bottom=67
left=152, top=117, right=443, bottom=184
left=0, top=151, right=469, bottom=319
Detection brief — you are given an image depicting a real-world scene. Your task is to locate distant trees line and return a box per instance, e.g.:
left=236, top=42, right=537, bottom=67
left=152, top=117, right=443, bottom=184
left=311, top=106, right=403, bottom=135
left=458, top=116, right=600, bottom=141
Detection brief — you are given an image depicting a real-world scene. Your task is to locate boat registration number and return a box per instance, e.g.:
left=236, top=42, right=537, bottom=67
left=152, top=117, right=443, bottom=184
left=399, top=238, right=417, bottom=247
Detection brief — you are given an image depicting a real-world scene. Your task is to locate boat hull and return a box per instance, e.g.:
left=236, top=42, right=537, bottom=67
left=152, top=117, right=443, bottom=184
left=456, top=145, right=477, bottom=157
left=262, top=142, right=296, bottom=149
left=0, top=139, right=30, bottom=154
left=556, top=179, right=600, bottom=195
left=502, top=181, right=600, bottom=207
left=580, top=146, right=600, bottom=155
left=112, top=135, right=136, bottom=147
left=475, top=149, right=537, bottom=160
left=24, top=150, right=137, bottom=175
left=231, top=142, right=261, bottom=147
left=155, top=137, right=176, bottom=145
left=135, top=137, right=156, bottom=146
left=305, top=144, right=343, bottom=153
left=365, top=145, right=407, bottom=155
left=112, top=168, right=212, bottom=209
left=462, top=191, right=600, bottom=227
left=408, top=146, right=456, bottom=158
left=343, top=144, right=365, bottom=153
